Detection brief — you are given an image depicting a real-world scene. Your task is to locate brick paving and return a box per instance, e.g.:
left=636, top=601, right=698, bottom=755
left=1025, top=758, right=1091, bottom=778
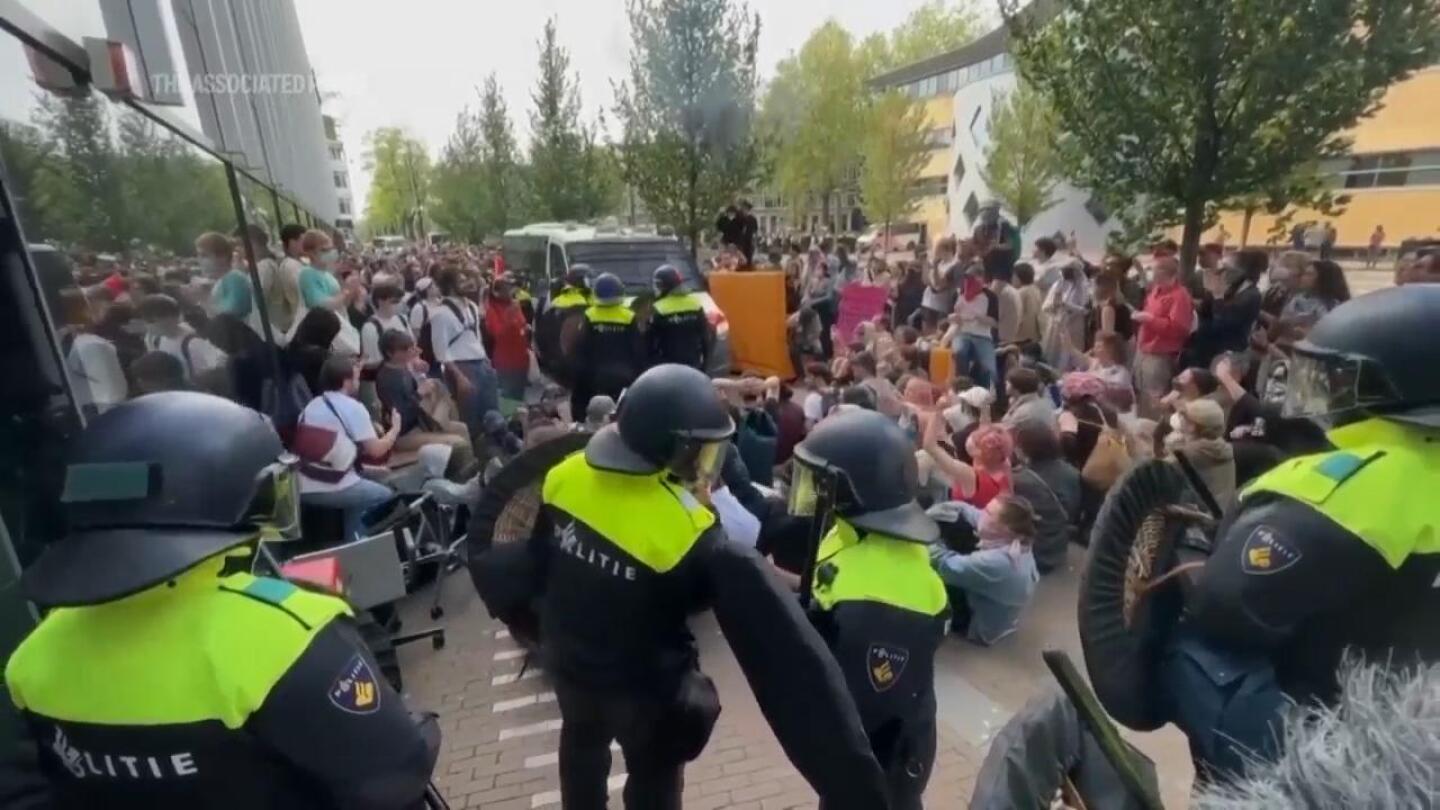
left=397, top=543, right=1190, bottom=809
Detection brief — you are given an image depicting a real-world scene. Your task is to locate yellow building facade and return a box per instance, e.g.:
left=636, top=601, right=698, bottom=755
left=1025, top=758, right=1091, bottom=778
left=1208, top=66, right=1440, bottom=250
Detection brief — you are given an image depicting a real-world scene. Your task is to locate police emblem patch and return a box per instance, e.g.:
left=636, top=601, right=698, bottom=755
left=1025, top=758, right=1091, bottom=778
left=867, top=644, right=910, bottom=692
left=1241, top=525, right=1302, bottom=575
left=329, top=654, right=382, bottom=715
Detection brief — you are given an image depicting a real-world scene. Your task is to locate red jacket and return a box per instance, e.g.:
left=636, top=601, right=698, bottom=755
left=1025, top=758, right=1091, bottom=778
left=1137, top=283, right=1194, bottom=356
left=483, top=298, right=530, bottom=373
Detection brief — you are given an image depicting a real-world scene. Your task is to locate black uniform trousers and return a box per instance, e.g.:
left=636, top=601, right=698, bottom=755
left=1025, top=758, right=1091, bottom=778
left=555, top=678, right=684, bottom=810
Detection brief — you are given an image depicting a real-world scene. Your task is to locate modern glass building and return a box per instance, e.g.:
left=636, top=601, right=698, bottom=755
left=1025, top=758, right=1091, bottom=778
left=0, top=0, right=337, bottom=767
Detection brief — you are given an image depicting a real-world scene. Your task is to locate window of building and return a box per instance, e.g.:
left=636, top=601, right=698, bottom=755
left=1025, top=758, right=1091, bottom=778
left=969, top=105, right=985, bottom=140
left=954, top=152, right=967, bottom=184
left=333, top=171, right=347, bottom=189
left=1337, top=150, right=1440, bottom=189
left=339, top=199, right=351, bottom=215
left=963, top=193, right=981, bottom=224
left=910, top=176, right=948, bottom=197
left=329, top=145, right=343, bottom=161
left=928, top=126, right=954, bottom=150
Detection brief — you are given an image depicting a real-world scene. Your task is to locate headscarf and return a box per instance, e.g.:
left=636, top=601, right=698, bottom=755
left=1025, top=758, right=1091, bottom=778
left=291, top=307, right=341, bottom=351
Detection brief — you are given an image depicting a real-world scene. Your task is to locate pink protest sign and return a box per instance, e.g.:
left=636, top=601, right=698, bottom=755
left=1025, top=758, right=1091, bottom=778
left=835, top=283, right=890, bottom=346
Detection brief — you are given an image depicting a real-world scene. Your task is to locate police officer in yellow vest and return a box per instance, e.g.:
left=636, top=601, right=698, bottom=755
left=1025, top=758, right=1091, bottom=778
left=1159, top=285, right=1440, bottom=778
left=4, top=392, right=440, bottom=810
left=476, top=364, right=891, bottom=809
left=789, top=410, right=948, bottom=810
left=649, top=265, right=711, bottom=371
left=536, top=265, right=593, bottom=386
left=570, top=272, right=645, bottom=425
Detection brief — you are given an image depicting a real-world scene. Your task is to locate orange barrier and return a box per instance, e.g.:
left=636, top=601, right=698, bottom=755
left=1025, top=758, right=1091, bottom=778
left=929, top=347, right=954, bottom=388
left=707, top=271, right=793, bottom=378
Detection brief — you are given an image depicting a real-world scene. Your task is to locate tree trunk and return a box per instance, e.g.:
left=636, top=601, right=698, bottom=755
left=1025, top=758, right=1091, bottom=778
left=1240, top=208, right=1254, bottom=248
left=1180, top=199, right=1206, bottom=277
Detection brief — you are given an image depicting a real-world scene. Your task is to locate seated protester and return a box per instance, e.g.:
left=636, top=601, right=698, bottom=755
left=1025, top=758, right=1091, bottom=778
left=582, top=395, right=616, bottom=432
left=899, top=377, right=939, bottom=448
left=764, top=381, right=807, bottom=465
left=800, top=362, right=838, bottom=429
left=735, top=389, right=779, bottom=487
left=1010, top=423, right=1082, bottom=574
left=1057, top=372, right=1123, bottom=471
left=296, top=356, right=400, bottom=542
left=940, top=384, right=992, bottom=465
left=849, top=350, right=904, bottom=418
left=1002, top=366, right=1056, bottom=431
left=360, top=283, right=412, bottom=376
left=836, top=383, right=879, bottom=414
left=130, top=350, right=189, bottom=396
left=923, top=415, right=1013, bottom=509
left=374, top=331, right=476, bottom=481
left=787, top=306, right=824, bottom=372
left=1280, top=258, right=1351, bottom=323
left=1164, top=398, right=1237, bottom=510
left=1087, top=331, right=1133, bottom=395
left=929, top=495, right=1041, bottom=645
left=136, top=293, right=228, bottom=382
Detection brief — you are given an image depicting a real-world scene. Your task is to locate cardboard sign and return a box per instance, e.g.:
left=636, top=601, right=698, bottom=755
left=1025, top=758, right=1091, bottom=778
left=835, top=284, right=890, bottom=346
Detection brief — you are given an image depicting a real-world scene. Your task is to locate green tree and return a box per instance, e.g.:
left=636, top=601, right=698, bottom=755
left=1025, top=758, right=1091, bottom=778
left=476, top=74, right=527, bottom=234
left=363, top=127, right=432, bottom=238
left=0, top=121, right=57, bottom=242
left=529, top=18, right=611, bottom=222
left=980, top=81, right=1063, bottom=232
left=115, top=111, right=234, bottom=254
left=862, top=0, right=983, bottom=74
left=858, top=92, right=930, bottom=247
left=1002, top=0, right=1440, bottom=271
left=614, top=0, right=761, bottom=257
left=765, top=23, right=866, bottom=232
left=30, top=92, right=123, bottom=250
left=431, top=108, right=488, bottom=243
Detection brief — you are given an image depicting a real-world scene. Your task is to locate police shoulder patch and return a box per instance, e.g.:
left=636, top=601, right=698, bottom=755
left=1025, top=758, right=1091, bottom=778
left=867, top=644, right=910, bottom=693
left=1240, top=524, right=1303, bottom=575
left=329, top=654, right=382, bottom=715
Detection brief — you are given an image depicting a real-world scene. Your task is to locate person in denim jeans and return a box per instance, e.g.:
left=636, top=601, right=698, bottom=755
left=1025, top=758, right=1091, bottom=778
left=429, top=268, right=499, bottom=442
left=951, top=262, right=999, bottom=390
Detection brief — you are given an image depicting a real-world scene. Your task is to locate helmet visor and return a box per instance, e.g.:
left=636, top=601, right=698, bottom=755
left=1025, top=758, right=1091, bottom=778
left=788, top=463, right=820, bottom=517
left=669, top=439, right=728, bottom=485
left=1284, top=349, right=1401, bottom=422
left=247, top=454, right=302, bottom=542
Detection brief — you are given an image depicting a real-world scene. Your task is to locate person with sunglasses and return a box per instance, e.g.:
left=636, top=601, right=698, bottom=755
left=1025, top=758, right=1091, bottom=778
left=5, top=392, right=439, bottom=809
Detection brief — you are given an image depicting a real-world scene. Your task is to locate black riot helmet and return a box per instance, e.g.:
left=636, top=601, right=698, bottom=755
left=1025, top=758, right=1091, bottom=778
left=791, top=409, right=938, bottom=543
left=1286, top=284, right=1440, bottom=428
left=564, top=264, right=592, bottom=291
left=23, top=392, right=301, bottom=607
left=653, top=265, right=684, bottom=296
left=585, top=364, right=734, bottom=482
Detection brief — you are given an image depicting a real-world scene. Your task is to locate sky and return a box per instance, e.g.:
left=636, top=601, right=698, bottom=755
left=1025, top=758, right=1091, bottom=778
left=293, top=0, right=963, bottom=219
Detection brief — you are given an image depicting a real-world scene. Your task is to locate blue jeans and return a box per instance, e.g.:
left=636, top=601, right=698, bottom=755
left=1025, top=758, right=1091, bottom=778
left=953, top=333, right=998, bottom=390
left=452, top=358, right=500, bottom=440
left=303, top=478, right=395, bottom=542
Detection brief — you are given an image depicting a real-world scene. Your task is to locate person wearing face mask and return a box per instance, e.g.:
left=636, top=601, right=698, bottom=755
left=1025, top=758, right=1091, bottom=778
left=930, top=494, right=1041, bottom=645
left=648, top=265, right=711, bottom=372
left=1187, top=248, right=1265, bottom=370
left=1164, top=398, right=1236, bottom=509
left=198, top=232, right=251, bottom=321
left=292, top=230, right=361, bottom=357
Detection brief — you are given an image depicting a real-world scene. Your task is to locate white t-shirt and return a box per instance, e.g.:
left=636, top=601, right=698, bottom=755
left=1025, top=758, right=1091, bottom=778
left=65, top=332, right=128, bottom=411
left=429, top=298, right=489, bottom=364
left=298, top=392, right=378, bottom=494
left=146, top=329, right=227, bottom=378
left=803, top=391, right=827, bottom=426
left=361, top=311, right=412, bottom=367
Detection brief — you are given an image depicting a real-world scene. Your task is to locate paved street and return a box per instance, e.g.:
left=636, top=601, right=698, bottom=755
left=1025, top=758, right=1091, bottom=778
left=398, top=543, right=1194, bottom=809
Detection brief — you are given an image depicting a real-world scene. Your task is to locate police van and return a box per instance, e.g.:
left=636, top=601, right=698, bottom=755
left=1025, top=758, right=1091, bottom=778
left=502, top=223, right=731, bottom=376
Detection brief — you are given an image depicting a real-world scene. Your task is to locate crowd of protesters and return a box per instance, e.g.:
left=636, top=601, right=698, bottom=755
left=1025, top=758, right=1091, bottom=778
left=706, top=204, right=1440, bottom=646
